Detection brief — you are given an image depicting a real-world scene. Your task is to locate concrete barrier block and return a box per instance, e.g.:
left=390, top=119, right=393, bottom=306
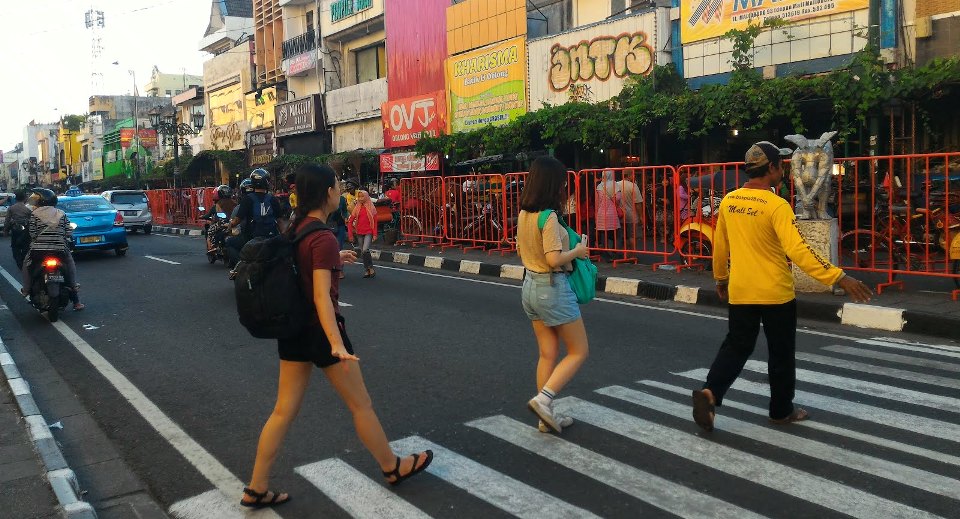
left=674, top=285, right=700, bottom=304
left=459, top=260, right=481, bottom=274
left=393, top=252, right=410, bottom=264
left=500, top=264, right=525, bottom=280
left=424, top=256, right=444, bottom=269
left=604, top=277, right=640, bottom=296
left=840, top=303, right=906, bottom=331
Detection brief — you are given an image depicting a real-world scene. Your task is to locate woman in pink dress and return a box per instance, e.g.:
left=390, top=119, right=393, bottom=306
left=594, top=170, right=621, bottom=259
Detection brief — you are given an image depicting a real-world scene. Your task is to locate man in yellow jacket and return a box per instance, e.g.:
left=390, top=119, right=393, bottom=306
left=692, top=141, right=873, bottom=431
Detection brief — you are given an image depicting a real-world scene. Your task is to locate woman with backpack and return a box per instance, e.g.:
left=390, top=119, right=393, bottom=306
left=516, top=156, right=591, bottom=434
left=347, top=189, right=378, bottom=278
left=240, top=164, right=432, bottom=510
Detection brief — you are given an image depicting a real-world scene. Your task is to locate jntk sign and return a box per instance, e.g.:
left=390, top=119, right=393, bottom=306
left=381, top=91, right=446, bottom=149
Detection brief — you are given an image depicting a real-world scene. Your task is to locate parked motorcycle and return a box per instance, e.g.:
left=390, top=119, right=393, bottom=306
left=26, top=251, right=71, bottom=322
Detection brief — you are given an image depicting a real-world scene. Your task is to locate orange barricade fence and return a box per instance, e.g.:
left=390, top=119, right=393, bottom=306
left=834, top=153, right=960, bottom=295
left=398, top=176, right=447, bottom=247
left=579, top=167, right=678, bottom=268
left=145, top=188, right=217, bottom=227
left=443, top=174, right=509, bottom=251
left=674, top=163, right=750, bottom=271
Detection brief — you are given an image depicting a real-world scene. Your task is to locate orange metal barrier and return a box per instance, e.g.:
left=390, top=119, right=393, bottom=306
left=834, top=153, right=960, bottom=294
left=579, top=167, right=678, bottom=268
left=674, top=163, right=749, bottom=271
left=397, top=176, right=447, bottom=247
left=443, top=174, right=509, bottom=250
left=145, top=188, right=217, bottom=226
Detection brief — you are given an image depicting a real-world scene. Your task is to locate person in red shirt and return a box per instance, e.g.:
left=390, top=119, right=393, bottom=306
left=384, top=178, right=402, bottom=205
left=240, top=164, right=433, bottom=509
left=347, top=189, right=378, bottom=278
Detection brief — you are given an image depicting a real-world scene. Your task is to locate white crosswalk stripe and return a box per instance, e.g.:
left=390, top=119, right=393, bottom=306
left=638, top=379, right=960, bottom=468
left=390, top=436, right=600, bottom=519
left=170, top=346, right=960, bottom=518
left=742, top=359, right=960, bottom=413
left=556, top=397, right=941, bottom=519
left=596, top=385, right=960, bottom=500
left=796, top=352, right=960, bottom=390
left=675, top=368, right=960, bottom=442
left=823, top=344, right=960, bottom=372
left=466, top=415, right=766, bottom=519
left=295, top=459, right=429, bottom=519
left=857, top=338, right=960, bottom=359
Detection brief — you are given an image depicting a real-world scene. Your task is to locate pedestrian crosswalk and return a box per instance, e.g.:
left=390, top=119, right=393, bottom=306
left=169, top=337, right=960, bottom=518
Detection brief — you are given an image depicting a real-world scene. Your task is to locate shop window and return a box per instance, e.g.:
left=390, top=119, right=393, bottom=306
left=355, top=43, right=386, bottom=84
left=165, top=90, right=172, bottom=96
left=306, top=10, right=314, bottom=32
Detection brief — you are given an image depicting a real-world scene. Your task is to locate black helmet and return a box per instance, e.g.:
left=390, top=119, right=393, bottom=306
left=31, top=188, right=58, bottom=207
left=239, top=178, right=254, bottom=194
left=214, top=184, right=233, bottom=201
left=250, top=168, right=270, bottom=190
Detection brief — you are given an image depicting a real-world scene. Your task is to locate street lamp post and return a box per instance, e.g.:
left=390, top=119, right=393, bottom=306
left=149, top=105, right=203, bottom=190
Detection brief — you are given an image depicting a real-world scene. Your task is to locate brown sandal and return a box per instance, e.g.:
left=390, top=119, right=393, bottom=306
left=770, top=408, right=810, bottom=425
left=692, top=389, right=716, bottom=432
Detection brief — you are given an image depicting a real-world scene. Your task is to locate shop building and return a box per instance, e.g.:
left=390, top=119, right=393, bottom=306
left=277, top=0, right=330, bottom=155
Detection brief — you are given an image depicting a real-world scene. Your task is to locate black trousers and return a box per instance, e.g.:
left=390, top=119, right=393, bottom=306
left=704, top=300, right=797, bottom=420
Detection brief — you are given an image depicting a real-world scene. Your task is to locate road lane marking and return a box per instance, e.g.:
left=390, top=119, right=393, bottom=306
left=639, top=380, right=960, bottom=468
left=797, top=352, right=960, bottom=390
left=0, top=265, right=278, bottom=519
left=558, top=397, right=942, bottom=519
left=145, top=255, right=181, bottom=265
left=856, top=339, right=960, bottom=359
left=598, top=385, right=960, bottom=501
left=295, top=459, right=429, bottom=519
left=168, top=490, right=248, bottom=519
left=868, top=336, right=960, bottom=352
left=466, top=415, right=767, bottom=519
left=742, top=360, right=960, bottom=414
left=674, top=369, right=960, bottom=442
left=823, top=345, right=960, bottom=372
left=390, top=436, right=600, bottom=519
left=338, top=301, right=353, bottom=307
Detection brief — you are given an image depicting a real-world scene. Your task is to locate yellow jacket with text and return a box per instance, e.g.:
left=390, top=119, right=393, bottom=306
left=713, top=188, right=844, bottom=305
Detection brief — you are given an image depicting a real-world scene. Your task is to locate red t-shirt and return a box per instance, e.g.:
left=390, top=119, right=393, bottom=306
left=295, top=217, right=341, bottom=323
left=385, top=189, right=401, bottom=204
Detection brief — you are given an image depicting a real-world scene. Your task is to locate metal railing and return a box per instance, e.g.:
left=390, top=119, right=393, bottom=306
left=282, top=30, right=316, bottom=61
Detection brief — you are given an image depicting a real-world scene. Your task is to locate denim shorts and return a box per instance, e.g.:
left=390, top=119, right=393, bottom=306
left=521, top=271, right=581, bottom=327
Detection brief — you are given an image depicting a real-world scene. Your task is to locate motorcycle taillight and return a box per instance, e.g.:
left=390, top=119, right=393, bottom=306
left=43, top=258, right=60, bottom=270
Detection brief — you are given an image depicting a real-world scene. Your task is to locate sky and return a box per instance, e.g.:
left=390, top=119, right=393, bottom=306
left=1, top=0, right=215, bottom=152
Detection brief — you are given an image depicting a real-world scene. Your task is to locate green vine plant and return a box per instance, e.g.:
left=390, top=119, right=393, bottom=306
left=722, top=18, right=790, bottom=72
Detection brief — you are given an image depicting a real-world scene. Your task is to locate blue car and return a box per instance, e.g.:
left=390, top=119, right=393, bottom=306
left=57, top=195, right=129, bottom=256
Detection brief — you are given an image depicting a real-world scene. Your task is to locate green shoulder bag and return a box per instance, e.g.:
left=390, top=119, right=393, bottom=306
left=537, top=210, right=598, bottom=304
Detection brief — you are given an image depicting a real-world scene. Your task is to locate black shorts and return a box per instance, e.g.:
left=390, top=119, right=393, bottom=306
left=277, top=314, right=354, bottom=368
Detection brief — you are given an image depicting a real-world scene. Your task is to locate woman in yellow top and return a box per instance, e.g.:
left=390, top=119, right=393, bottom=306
left=516, top=157, right=591, bottom=433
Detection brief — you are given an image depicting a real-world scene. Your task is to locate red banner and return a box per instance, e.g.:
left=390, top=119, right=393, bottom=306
left=381, top=91, right=446, bottom=148
left=380, top=152, right=440, bottom=173
left=120, top=129, right=158, bottom=149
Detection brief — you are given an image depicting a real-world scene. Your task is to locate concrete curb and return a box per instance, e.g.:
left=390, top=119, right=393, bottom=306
left=372, top=249, right=959, bottom=340
left=152, top=225, right=202, bottom=237
left=0, top=336, right=97, bottom=518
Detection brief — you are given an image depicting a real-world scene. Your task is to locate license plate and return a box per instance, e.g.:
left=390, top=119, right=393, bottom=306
left=123, top=211, right=138, bottom=216
left=46, top=275, right=64, bottom=283
left=80, top=236, right=103, bottom=244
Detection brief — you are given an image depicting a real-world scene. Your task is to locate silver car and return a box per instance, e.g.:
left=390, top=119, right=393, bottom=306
left=101, top=190, right=153, bottom=234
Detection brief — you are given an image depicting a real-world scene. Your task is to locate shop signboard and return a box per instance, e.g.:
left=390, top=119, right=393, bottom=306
left=274, top=95, right=323, bottom=138
left=245, top=87, right=277, bottom=129
left=681, top=0, right=869, bottom=43
left=380, top=151, right=440, bottom=173
left=287, top=52, right=318, bottom=76
left=445, top=36, right=527, bottom=134
left=209, top=121, right=248, bottom=151
left=381, top=91, right=445, bottom=148
left=331, top=0, right=373, bottom=23
left=209, top=83, right=244, bottom=127
left=119, top=129, right=159, bottom=149
left=247, top=129, right=276, bottom=166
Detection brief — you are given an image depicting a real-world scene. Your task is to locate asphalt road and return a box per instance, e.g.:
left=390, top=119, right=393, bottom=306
left=1, top=232, right=959, bottom=518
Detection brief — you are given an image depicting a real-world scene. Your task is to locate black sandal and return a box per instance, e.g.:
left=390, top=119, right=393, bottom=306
left=383, top=450, right=434, bottom=486
left=240, top=487, right=291, bottom=509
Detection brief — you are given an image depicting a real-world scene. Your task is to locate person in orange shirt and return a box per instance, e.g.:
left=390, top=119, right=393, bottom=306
left=692, top=141, right=873, bottom=432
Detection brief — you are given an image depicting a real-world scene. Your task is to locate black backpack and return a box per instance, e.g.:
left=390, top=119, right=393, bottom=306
left=233, top=221, right=329, bottom=339
left=247, top=193, right=279, bottom=238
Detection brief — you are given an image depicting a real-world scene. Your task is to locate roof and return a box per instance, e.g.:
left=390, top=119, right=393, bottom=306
left=222, top=0, right=252, bottom=18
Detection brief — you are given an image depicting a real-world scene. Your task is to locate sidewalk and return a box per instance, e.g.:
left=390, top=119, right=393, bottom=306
left=372, top=242, right=960, bottom=340
left=148, top=225, right=959, bottom=339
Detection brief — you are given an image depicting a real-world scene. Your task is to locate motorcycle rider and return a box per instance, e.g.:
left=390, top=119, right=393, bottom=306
left=20, top=188, right=84, bottom=311
left=4, top=191, right=33, bottom=270
left=226, top=170, right=281, bottom=267
left=203, top=185, right=237, bottom=253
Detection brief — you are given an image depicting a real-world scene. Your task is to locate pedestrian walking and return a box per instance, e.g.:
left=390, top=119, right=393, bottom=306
left=691, top=141, right=873, bottom=432
left=4, top=191, right=33, bottom=270
left=241, top=164, right=432, bottom=510
left=594, top=170, right=621, bottom=259
left=517, top=156, right=591, bottom=433
left=347, top=189, right=377, bottom=278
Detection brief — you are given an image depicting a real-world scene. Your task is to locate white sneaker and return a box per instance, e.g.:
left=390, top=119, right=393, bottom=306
left=539, top=414, right=573, bottom=433
left=528, top=397, right=561, bottom=432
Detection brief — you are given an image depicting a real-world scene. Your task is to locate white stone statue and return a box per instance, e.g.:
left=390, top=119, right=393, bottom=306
left=785, top=131, right=838, bottom=220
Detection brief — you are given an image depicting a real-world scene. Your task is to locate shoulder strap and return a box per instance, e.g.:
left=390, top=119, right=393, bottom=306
left=291, top=221, right=330, bottom=244
left=537, top=209, right=555, bottom=230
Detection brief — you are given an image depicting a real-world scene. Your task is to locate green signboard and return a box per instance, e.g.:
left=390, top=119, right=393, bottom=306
left=331, top=0, right=373, bottom=23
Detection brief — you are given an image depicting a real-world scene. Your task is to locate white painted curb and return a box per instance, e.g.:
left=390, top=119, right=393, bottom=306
left=500, top=264, right=525, bottom=280
left=840, top=303, right=907, bottom=331
left=392, top=252, right=410, bottom=264
left=459, top=260, right=481, bottom=274
left=604, top=277, right=640, bottom=296
left=674, top=285, right=700, bottom=304
left=424, top=256, right=444, bottom=269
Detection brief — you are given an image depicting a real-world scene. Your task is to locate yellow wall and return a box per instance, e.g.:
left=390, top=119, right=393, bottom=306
left=575, top=0, right=608, bottom=27
left=58, top=128, right=82, bottom=175
left=447, top=0, right=526, bottom=55
left=337, top=30, right=387, bottom=87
